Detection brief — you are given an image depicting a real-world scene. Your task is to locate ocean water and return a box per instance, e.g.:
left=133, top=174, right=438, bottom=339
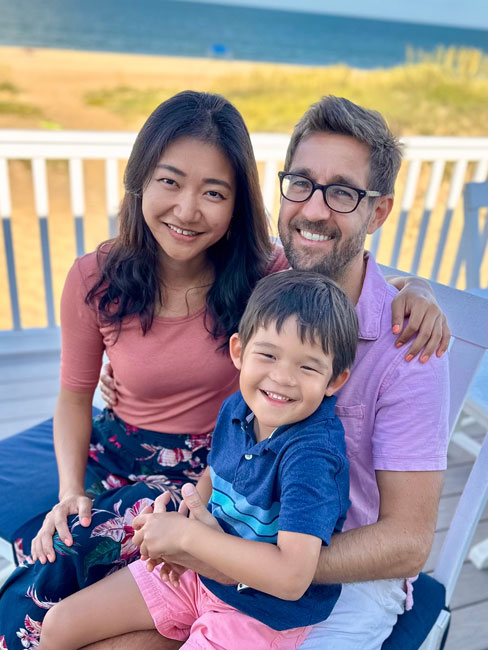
left=0, top=0, right=486, bottom=68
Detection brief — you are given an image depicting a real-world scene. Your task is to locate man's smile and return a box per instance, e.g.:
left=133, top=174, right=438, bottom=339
left=298, top=229, right=332, bottom=242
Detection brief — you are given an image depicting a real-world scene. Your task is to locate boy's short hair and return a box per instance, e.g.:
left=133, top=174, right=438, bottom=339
left=238, top=270, right=359, bottom=380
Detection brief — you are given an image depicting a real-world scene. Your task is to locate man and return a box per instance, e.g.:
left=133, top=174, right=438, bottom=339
left=90, top=96, right=449, bottom=650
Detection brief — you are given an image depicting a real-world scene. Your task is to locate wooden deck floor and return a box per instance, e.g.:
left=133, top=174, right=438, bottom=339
left=0, top=331, right=487, bottom=647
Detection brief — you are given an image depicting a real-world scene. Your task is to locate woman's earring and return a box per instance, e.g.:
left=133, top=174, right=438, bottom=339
left=226, top=225, right=232, bottom=241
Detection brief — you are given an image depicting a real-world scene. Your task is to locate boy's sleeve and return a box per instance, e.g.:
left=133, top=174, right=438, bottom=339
left=277, top=440, right=349, bottom=545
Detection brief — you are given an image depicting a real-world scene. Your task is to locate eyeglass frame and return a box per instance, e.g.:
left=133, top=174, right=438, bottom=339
left=278, top=171, right=382, bottom=214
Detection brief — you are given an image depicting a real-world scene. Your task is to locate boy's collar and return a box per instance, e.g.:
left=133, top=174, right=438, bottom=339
left=230, top=391, right=338, bottom=443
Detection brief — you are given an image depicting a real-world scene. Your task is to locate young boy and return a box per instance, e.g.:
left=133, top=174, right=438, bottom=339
left=39, top=270, right=359, bottom=650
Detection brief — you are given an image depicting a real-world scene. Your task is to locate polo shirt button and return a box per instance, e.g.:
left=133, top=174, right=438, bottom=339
left=244, top=454, right=253, bottom=460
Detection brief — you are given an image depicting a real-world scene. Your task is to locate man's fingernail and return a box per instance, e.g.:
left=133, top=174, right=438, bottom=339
left=436, top=349, right=444, bottom=357
left=182, top=483, right=196, bottom=496
left=405, top=354, right=414, bottom=362
left=81, top=518, right=90, bottom=526
left=392, top=325, right=400, bottom=334
left=395, top=341, right=403, bottom=348
left=420, top=355, right=429, bottom=363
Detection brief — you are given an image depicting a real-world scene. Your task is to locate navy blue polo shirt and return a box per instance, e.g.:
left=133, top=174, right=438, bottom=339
left=200, top=390, right=350, bottom=631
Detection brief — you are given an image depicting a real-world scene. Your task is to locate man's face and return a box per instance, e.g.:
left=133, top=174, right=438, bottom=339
left=278, top=132, right=376, bottom=282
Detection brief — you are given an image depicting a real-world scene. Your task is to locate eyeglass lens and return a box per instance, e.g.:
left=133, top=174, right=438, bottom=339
left=281, top=174, right=359, bottom=212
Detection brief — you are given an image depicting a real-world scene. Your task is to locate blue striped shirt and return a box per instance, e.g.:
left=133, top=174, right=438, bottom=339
left=200, top=390, right=350, bottom=630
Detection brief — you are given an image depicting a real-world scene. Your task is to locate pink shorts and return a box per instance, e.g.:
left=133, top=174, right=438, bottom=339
left=129, top=559, right=311, bottom=650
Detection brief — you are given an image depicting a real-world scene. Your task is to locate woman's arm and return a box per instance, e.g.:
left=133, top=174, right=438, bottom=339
left=387, top=275, right=450, bottom=362
left=31, top=386, right=95, bottom=564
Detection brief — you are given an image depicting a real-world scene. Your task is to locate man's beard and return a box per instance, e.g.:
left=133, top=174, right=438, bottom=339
left=278, top=217, right=369, bottom=282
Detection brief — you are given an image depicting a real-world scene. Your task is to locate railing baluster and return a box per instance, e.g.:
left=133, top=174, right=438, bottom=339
left=32, top=158, right=56, bottom=328
left=472, top=161, right=488, bottom=251
left=0, top=158, right=21, bottom=330
left=262, top=160, right=278, bottom=222
left=390, top=159, right=421, bottom=268
left=69, top=158, right=85, bottom=257
left=0, top=131, right=487, bottom=333
left=449, top=161, right=488, bottom=288
left=431, top=160, right=467, bottom=281
left=472, top=159, right=488, bottom=183
left=105, top=158, right=119, bottom=239
left=411, top=159, right=445, bottom=275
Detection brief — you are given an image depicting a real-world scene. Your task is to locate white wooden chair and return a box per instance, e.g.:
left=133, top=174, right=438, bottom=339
left=380, top=269, right=488, bottom=650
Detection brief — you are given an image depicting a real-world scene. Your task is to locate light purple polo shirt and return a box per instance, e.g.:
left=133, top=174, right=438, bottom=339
left=336, top=253, right=449, bottom=533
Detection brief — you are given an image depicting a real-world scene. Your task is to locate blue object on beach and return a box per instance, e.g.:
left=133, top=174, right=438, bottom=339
left=211, top=43, right=228, bottom=56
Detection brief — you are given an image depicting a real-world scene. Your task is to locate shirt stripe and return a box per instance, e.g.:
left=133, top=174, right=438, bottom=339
left=209, top=467, right=280, bottom=540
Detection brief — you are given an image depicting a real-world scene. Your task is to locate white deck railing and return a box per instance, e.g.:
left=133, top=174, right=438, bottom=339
left=0, top=130, right=487, bottom=332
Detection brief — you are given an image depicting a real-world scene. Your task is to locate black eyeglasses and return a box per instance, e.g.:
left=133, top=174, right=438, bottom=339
left=278, top=172, right=381, bottom=214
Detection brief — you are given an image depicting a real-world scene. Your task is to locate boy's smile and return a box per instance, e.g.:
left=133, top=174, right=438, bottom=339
left=229, top=317, right=349, bottom=441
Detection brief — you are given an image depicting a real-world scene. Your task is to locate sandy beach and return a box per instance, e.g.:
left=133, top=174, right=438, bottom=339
left=0, top=46, right=304, bottom=131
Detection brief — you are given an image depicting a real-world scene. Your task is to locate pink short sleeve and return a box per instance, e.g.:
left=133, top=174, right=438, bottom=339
left=60, top=254, right=105, bottom=392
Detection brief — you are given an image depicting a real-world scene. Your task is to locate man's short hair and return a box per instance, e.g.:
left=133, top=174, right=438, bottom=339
left=285, top=95, right=403, bottom=196
left=238, top=270, right=359, bottom=381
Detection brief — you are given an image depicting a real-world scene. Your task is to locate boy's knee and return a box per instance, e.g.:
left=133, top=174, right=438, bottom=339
left=39, top=602, right=72, bottom=650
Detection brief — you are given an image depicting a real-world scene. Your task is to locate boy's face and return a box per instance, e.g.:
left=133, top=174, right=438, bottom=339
left=229, top=317, right=349, bottom=441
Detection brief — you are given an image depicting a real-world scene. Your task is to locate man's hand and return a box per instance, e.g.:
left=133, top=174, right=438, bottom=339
left=99, top=362, right=117, bottom=407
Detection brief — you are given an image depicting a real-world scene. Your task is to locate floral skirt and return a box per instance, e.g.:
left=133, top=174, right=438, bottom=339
left=0, top=409, right=212, bottom=649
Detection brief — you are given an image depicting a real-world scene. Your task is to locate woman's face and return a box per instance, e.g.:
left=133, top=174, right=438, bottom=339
left=142, top=136, right=236, bottom=267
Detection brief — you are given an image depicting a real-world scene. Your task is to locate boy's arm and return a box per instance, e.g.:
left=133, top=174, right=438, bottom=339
left=139, top=512, right=322, bottom=601
left=187, top=525, right=322, bottom=600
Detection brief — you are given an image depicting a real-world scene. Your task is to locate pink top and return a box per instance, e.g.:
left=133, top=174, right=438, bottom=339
left=60, top=246, right=288, bottom=434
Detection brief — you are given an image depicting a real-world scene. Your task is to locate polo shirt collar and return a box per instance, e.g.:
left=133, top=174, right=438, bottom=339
left=231, top=391, right=337, bottom=452
left=355, top=252, right=387, bottom=341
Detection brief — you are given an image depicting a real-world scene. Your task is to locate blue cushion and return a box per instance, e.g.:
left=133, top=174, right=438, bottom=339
left=382, top=573, right=448, bottom=649
left=0, top=408, right=100, bottom=542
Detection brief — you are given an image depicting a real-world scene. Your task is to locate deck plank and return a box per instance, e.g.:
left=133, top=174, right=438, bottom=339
left=448, top=561, right=488, bottom=609
left=444, top=602, right=488, bottom=650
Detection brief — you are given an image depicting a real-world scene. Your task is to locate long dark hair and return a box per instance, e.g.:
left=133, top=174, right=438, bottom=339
left=86, top=91, right=272, bottom=346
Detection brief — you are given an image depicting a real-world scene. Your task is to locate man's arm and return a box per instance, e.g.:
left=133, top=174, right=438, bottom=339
left=314, top=469, right=444, bottom=583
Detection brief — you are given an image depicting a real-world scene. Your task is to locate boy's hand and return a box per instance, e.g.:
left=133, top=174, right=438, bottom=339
left=179, top=483, right=223, bottom=531
left=133, top=490, right=190, bottom=558
left=158, top=561, right=187, bottom=587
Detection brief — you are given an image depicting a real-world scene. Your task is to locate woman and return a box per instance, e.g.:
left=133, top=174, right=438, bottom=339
left=0, top=90, right=446, bottom=648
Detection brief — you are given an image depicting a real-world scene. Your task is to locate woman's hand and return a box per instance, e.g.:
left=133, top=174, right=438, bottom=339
left=389, top=277, right=451, bottom=362
left=31, top=492, right=93, bottom=564
left=99, top=362, right=117, bottom=407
